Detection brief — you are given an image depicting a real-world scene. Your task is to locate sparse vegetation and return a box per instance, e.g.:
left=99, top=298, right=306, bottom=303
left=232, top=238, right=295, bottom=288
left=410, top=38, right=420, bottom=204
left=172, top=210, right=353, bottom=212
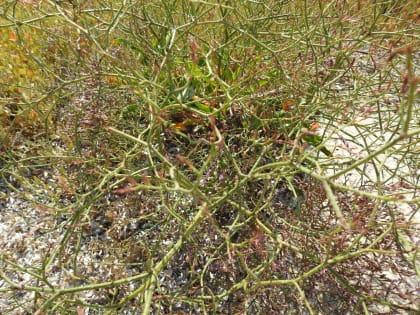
left=0, top=0, right=419, bottom=314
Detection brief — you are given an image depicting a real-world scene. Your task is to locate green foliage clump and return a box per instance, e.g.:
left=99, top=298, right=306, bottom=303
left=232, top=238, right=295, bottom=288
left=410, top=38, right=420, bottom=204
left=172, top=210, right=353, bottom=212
left=0, top=1, right=418, bottom=314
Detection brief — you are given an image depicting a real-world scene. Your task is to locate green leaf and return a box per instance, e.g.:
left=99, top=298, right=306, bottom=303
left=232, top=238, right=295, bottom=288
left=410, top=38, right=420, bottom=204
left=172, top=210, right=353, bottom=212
left=193, top=101, right=214, bottom=113
left=302, top=134, right=332, bottom=156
